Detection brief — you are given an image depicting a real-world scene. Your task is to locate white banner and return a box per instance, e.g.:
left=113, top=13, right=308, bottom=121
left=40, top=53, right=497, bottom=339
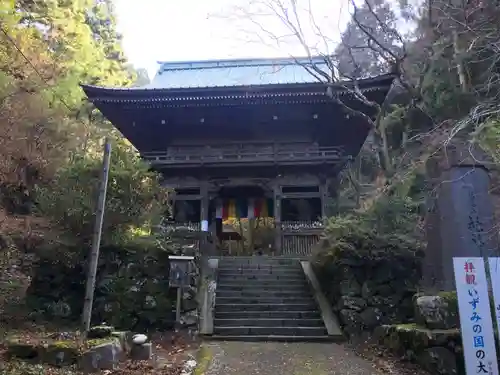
left=201, top=220, right=208, bottom=232
left=453, top=257, right=499, bottom=375
left=488, top=258, right=500, bottom=345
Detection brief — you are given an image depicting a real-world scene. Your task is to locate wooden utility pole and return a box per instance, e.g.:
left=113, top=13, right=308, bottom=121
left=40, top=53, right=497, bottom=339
left=82, top=139, right=111, bottom=335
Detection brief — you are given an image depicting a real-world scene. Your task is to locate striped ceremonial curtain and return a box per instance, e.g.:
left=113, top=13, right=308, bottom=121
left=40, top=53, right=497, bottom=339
left=223, top=199, right=237, bottom=219
left=215, top=198, right=275, bottom=219
left=215, top=199, right=223, bottom=219
left=249, top=198, right=274, bottom=218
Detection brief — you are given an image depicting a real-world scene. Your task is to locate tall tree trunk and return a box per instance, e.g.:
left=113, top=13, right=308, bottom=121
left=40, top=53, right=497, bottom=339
left=453, top=30, right=468, bottom=93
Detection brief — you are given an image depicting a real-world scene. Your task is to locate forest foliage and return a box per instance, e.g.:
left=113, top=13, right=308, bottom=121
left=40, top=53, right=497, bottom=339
left=1, top=0, right=500, bottom=249
left=332, top=0, right=500, bottom=206
left=0, top=0, right=168, bottom=247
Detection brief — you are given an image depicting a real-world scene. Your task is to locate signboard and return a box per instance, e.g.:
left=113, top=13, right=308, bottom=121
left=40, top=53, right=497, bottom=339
left=453, top=257, right=499, bottom=375
left=201, top=220, right=208, bottom=232
left=168, top=255, right=194, bottom=288
left=488, top=258, right=500, bottom=343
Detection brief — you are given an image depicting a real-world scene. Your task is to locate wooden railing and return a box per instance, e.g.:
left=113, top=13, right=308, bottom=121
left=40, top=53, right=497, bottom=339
left=155, top=220, right=324, bottom=257
left=281, top=220, right=323, bottom=235
left=142, top=146, right=343, bottom=165
left=281, top=220, right=323, bottom=257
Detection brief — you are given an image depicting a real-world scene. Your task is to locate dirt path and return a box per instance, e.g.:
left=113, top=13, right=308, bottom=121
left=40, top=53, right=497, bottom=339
left=196, top=341, right=414, bottom=375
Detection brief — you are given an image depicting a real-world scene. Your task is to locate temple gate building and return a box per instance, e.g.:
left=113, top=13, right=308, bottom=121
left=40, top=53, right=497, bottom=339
left=82, top=57, right=395, bottom=257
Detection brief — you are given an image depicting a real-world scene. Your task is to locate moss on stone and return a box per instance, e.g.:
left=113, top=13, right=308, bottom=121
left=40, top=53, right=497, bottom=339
left=395, top=323, right=420, bottom=330
left=86, top=337, right=119, bottom=348
left=42, top=342, right=81, bottom=366
left=379, top=323, right=461, bottom=360
left=51, top=340, right=79, bottom=349
left=194, top=345, right=213, bottom=375
left=437, top=291, right=458, bottom=314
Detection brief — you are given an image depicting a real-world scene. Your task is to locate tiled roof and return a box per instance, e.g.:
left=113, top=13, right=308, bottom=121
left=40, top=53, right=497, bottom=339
left=80, top=56, right=396, bottom=106
left=145, top=57, right=330, bottom=89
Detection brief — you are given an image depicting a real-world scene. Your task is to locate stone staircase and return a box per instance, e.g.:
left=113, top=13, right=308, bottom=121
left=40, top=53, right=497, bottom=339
left=212, top=257, right=333, bottom=341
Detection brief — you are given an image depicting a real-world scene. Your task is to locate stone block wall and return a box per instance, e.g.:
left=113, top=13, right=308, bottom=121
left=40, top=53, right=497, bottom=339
left=25, top=237, right=201, bottom=333
left=314, top=250, right=422, bottom=337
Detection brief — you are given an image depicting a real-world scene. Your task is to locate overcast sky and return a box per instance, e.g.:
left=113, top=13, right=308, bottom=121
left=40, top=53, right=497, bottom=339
left=113, top=0, right=351, bottom=78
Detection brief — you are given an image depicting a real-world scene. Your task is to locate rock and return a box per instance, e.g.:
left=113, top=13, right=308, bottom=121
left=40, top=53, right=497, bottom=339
left=6, top=338, right=40, bottom=359
left=359, top=307, right=382, bottom=329
left=337, top=296, right=367, bottom=311
left=372, top=323, right=462, bottom=365
left=373, top=263, right=394, bottom=283
left=361, top=281, right=377, bottom=299
left=88, top=324, right=114, bottom=339
left=41, top=341, right=80, bottom=366
left=130, top=342, right=153, bottom=360
left=80, top=340, right=123, bottom=373
left=338, top=309, right=363, bottom=335
left=339, top=277, right=362, bottom=296
left=414, top=295, right=459, bottom=329
left=132, top=334, right=148, bottom=345
left=418, top=347, right=458, bottom=375
left=111, top=331, right=134, bottom=353
left=182, top=298, right=198, bottom=312
left=372, top=325, right=392, bottom=342
left=180, top=309, right=198, bottom=327
left=361, top=282, right=395, bottom=301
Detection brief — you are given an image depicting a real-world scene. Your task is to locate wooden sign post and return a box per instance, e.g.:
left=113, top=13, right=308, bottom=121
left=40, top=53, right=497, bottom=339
left=82, top=140, right=111, bottom=335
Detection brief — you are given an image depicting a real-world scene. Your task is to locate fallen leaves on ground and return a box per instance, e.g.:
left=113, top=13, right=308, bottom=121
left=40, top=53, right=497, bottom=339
left=348, top=335, right=430, bottom=375
left=0, top=329, right=200, bottom=375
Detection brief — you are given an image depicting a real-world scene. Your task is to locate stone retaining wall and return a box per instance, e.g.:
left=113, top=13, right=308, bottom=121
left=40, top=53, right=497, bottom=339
left=314, top=250, right=422, bottom=337
left=25, top=237, right=201, bottom=333
left=372, top=292, right=500, bottom=375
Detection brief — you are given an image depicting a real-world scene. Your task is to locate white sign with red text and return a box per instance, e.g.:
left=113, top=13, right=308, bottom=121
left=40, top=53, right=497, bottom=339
left=453, top=257, right=498, bottom=375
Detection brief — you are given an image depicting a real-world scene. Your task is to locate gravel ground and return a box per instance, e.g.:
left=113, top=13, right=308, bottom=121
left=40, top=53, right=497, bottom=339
left=198, top=341, right=414, bottom=375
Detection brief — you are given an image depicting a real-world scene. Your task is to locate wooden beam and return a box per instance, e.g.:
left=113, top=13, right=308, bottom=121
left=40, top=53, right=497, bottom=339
left=173, top=194, right=201, bottom=201
left=281, top=192, right=321, bottom=199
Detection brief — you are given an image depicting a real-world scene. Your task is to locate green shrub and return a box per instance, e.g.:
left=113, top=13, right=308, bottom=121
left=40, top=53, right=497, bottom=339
left=35, top=140, right=169, bottom=246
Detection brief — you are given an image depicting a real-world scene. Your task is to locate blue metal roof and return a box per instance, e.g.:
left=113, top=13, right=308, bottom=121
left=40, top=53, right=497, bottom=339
left=147, top=56, right=331, bottom=89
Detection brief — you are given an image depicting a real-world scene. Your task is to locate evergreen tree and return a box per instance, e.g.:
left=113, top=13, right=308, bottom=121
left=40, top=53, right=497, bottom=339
left=334, top=0, right=402, bottom=78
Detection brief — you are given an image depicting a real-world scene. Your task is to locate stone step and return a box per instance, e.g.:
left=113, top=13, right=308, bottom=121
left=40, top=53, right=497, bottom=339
left=214, top=310, right=322, bottom=319
left=215, top=303, right=317, bottom=312
left=215, top=296, right=314, bottom=304
left=218, top=257, right=300, bottom=265
left=217, top=263, right=301, bottom=268
left=218, top=267, right=302, bottom=274
left=217, top=274, right=305, bottom=281
left=218, top=262, right=301, bottom=267
left=214, top=318, right=325, bottom=327
left=216, top=283, right=308, bottom=290
left=209, top=335, right=338, bottom=342
left=213, top=326, right=328, bottom=336
left=216, top=290, right=312, bottom=298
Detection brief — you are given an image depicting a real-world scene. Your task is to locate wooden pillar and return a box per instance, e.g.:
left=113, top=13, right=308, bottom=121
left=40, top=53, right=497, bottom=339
left=273, top=182, right=282, bottom=252
left=319, top=178, right=328, bottom=220
left=200, top=183, right=209, bottom=223
left=328, top=178, right=339, bottom=216
left=200, top=182, right=209, bottom=253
